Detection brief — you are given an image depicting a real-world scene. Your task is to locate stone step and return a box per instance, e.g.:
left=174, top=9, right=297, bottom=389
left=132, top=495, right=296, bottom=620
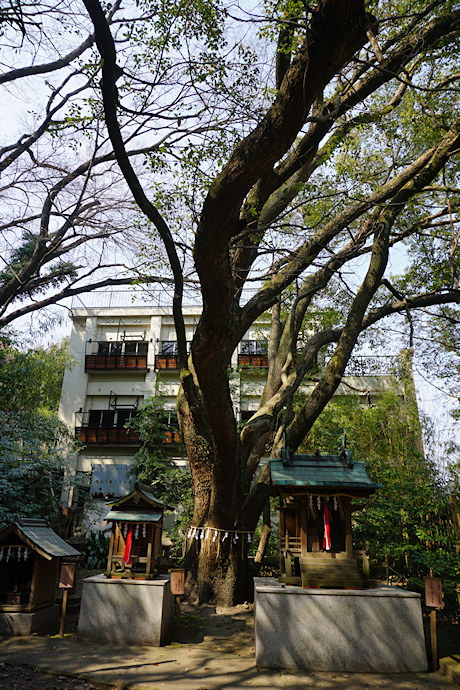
left=300, top=555, right=363, bottom=589
left=300, top=570, right=360, bottom=578
left=301, top=575, right=363, bottom=588
left=301, top=551, right=351, bottom=560
left=300, top=554, right=356, bottom=561
left=300, top=559, right=358, bottom=569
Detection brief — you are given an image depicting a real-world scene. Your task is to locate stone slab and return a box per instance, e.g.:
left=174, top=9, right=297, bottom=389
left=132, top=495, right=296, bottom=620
left=77, top=574, right=174, bottom=646
left=440, top=653, right=460, bottom=684
left=0, top=605, right=59, bottom=636
left=254, top=578, right=428, bottom=673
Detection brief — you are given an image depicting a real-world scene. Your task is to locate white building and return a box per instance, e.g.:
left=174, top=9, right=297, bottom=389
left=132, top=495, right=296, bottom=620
left=58, top=296, right=404, bottom=525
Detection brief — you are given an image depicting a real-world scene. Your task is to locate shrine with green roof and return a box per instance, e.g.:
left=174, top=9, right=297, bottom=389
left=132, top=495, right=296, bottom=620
left=104, top=482, right=170, bottom=579
left=0, top=518, right=82, bottom=635
left=269, top=445, right=380, bottom=588
left=77, top=482, right=175, bottom=647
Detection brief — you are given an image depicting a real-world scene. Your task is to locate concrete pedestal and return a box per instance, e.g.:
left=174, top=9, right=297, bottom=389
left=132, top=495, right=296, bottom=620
left=0, top=605, right=59, bottom=636
left=254, top=578, right=427, bottom=673
left=78, top=574, right=174, bottom=646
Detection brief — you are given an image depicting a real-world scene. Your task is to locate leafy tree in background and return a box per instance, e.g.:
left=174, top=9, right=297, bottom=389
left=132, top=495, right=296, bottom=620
left=0, top=332, right=77, bottom=530
left=0, top=333, right=70, bottom=411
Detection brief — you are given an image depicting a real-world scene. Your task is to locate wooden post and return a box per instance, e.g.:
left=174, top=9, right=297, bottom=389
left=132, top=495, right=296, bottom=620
left=28, top=558, right=38, bottom=608
left=59, top=589, right=68, bottom=638
left=106, top=524, right=115, bottom=574
left=279, top=501, right=285, bottom=574
left=146, top=534, right=153, bottom=576
left=284, top=532, right=292, bottom=576
left=300, top=499, right=308, bottom=558
left=170, top=569, right=185, bottom=642
left=175, top=595, right=181, bottom=641
left=430, top=609, right=438, bottom=670
left=344, top=499, right=353, bottom=558
left=362, top=539, right=370, bottom=578
left=425, top=575, right=442, bottom=671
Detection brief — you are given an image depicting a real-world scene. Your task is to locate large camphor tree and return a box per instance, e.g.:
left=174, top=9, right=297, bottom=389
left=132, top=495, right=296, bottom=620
left=4, top=0, right=460, bottom=603
left=82, top=0, right=460, bottom=604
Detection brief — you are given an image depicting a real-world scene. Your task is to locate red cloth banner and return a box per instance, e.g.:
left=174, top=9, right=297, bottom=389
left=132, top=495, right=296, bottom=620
left=123, top=525, right=133, bottom=565
left=323, top=503, right=331, bottom=551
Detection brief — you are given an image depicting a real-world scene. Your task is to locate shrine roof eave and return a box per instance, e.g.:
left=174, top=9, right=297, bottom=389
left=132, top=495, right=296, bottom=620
left=273, top=482, right=379, bottom=496
left=106, top=482, right=172, bottom=511
left=0, top=520, right=82, bottom=561
left=269, top=457, right=380, bottom=494
left=104, top=510, right=162, bottom=523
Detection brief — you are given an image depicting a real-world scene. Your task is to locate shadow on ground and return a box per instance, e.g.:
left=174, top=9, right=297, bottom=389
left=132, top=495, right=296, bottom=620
left=178, top=601, right=255, bottom=656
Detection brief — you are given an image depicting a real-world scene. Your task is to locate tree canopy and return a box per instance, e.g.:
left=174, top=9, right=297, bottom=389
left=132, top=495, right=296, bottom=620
left=0, top=333, right=77, bottom=530
left=4, top=0, right=460, bottom=602
left=0, top=0, right=177, bottom=326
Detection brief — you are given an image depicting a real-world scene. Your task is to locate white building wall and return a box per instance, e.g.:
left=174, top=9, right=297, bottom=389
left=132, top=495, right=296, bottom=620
left=58, top=305, right=404, bottom=510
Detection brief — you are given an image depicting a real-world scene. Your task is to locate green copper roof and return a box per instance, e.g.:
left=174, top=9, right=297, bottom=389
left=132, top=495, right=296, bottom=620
left=106, top=482, right=170, bottom=510
left=270, top=453, right=379, bottom=492
left=105, top=510, right=162, bottom=523
left=0, top=519, right=82, bottom=560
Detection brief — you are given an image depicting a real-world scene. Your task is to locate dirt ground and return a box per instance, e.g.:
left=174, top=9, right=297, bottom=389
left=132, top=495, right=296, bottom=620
left=0, top=601, right=255, bottom=689
left=178, top=601, right=255, bottom=655
left=0, top=661, right=111, bottom=689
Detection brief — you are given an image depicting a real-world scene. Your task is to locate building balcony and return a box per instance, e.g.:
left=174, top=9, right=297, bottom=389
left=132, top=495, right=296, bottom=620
left=75, top=408, right=181, bottom=445
left=238, top=354, right=269, bottom=368
left=154, top=341, right=192, bottom=370
left=75, top=409, right=140, bottom=445
left=76, top=427, right=141, bottom=445
left=163, top=430, right=181, bottom=443
left=85, top=341, right=148, bottom=372
left=239, top=341, right=268, bottom=368
left=155, top=354, right=179, bottom=370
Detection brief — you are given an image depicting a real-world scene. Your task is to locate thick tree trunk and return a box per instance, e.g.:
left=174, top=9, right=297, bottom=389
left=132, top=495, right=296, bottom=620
left=179, top=362, right=264, bottom=604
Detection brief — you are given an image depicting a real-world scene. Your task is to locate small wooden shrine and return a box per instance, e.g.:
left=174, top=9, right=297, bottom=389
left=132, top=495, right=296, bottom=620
left=270, top=447, right=379, bottom=588
left=104, top=482, right=169, bottom=579
left=0, top=518, right=82, bottom=634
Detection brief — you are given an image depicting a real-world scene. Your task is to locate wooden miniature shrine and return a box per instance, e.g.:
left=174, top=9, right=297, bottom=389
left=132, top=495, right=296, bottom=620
left=78, top=483, right=174, bottom=645
left=0, top=518, right=81, bottom=634
left=270, top=447, right=379, bottom=588
left=104, top=482, right=169, bottom=579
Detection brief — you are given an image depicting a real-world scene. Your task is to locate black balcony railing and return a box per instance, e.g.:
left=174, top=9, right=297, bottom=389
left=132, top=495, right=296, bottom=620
left=75, top=409, right=140, bottom=444
left=155, top=353, right=179, bottom=370
left=238, top=340, right=268, bottom=368
left=85, top=341, right=148, bottom=372
left=238, top=353, right=269, bottom=368
left=154, top=341, right=192, bottom=370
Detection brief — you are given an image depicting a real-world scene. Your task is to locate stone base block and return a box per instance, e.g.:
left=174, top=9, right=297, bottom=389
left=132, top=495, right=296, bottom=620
left=0, top=605, right=59, bottom=636
left=254, top=578, right=427, bottom=673
left=78, top=574, right=174, bottom=646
